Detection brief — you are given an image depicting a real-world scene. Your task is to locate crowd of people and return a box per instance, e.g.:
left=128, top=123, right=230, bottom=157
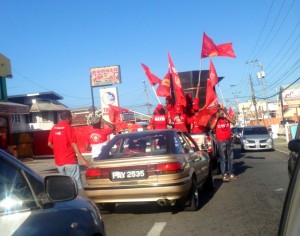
left=47, top=96, right=237, bottom=189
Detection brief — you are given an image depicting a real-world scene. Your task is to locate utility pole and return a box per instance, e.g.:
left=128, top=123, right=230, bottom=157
left=249, top=74, right=259, bottom=125
left=143, top=81, right=151, bottom=115
left=256, top=61, right=271, bottom=126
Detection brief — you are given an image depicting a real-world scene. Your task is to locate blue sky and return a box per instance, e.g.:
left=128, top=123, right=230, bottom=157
left=1, top=0, right=299, bottom=115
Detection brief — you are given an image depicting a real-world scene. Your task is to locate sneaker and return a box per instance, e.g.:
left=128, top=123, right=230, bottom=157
left=229, top=174, right=237, bottom=180
left=223, top=174, right=230, bottom=182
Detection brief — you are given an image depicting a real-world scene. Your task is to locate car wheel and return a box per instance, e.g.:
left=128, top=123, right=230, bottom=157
left=184, top=178, right=200, bottom=211
left=203, top=168, right=215, bottom=192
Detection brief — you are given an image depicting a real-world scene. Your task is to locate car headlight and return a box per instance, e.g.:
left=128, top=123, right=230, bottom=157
left=267, top=138, right=272, bottom=143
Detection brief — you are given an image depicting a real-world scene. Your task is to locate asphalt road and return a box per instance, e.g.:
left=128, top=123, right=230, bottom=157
left=23, top=138, right=291, bottom=236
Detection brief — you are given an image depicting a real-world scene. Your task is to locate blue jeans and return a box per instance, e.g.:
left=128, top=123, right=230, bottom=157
left=57, top=164, right=83, bottom=189
left=218, top=139, right=234, bottom=175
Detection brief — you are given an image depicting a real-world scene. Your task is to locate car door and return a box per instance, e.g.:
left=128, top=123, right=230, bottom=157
left=177, top=132, right=209, bottom=182
left=0, top=157, right=96, bottom=236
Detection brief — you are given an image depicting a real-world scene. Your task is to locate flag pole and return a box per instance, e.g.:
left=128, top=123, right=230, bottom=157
left=129, top=109, right=152, bottom=118
left=195, top=58, right=202, bottom=99
left=217, top=83, right=225, bottom=105
left=151, top=86, right=162, bottom=104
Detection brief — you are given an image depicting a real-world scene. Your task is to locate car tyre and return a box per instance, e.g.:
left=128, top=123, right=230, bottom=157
left=184, top=178, right=200, bottom=211
left=203, top=168, right=215, bottom=192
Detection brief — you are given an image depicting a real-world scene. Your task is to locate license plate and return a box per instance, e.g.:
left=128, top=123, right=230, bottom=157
left=111, top=169, right=146, bottom=181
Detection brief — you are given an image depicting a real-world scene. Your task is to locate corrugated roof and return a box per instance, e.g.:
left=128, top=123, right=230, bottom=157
left=30, top=101, right=68, bottom=112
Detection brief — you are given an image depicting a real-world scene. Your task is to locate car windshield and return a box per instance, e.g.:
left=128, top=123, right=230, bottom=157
left=243, top=127, right=269, bottom=135
left=98, top=132, right=179, bottom=159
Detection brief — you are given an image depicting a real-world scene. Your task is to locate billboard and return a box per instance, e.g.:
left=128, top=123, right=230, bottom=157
left=100, top=87, right=119, bottom=121
left=282, top=84, right=300, bottom=109
left=90, top=65, right=121, bottom=87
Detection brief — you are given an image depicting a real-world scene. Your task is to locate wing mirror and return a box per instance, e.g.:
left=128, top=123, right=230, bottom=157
left=288, top=139, right=300, bottom=152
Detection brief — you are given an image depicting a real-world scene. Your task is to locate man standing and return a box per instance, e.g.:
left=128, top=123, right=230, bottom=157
left=210, top=107, right=236, bottom=182
left=85, top=116, right=115, bottom=161
left=48, top=110, right=89, bottom=189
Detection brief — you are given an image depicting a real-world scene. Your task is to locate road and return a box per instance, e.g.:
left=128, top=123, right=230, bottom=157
left=23, top=138, right=290, bottom=236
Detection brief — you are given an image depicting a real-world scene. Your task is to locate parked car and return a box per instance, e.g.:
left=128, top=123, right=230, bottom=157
left=232, top=127, right=243, bottom=144
left=278, top=140, right=300, bottom=235
left=0, top=149, right=106, bottom=236
left=240, top=125, right=274, bottom=152
left=84, top=129, right=214, bottom=212
left=287, top=122, right=300, bottom=178
left=287, top=139, right=300, bottom=178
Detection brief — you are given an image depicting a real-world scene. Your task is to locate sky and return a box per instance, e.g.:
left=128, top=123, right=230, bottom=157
left=1, top=0, right=299, bottom=116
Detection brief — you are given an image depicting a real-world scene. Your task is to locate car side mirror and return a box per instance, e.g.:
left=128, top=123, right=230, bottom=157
left=45, top=175, right=78, bottom=202
left=288, top=139, right=300, bottom=152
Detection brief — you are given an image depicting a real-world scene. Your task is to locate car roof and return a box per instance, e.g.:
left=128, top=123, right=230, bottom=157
left=115, top=129, right=178, bottom=138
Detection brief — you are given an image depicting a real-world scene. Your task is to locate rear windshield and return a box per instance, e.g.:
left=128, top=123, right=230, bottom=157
left=243, top=127, right=268, bottom=135
left=98, top=132, right=174, bottom=159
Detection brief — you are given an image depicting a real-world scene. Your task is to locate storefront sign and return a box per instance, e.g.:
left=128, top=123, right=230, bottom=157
left=90, top=65, right=121, bottom=87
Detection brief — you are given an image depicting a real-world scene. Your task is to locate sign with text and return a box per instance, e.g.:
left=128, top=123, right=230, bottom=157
left=100, top=87, right=119, bottom=122
left=90, top=65, right=121, bottom=87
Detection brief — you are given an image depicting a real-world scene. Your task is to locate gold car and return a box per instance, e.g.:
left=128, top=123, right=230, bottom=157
left=84, top=129, right=214, bottom=212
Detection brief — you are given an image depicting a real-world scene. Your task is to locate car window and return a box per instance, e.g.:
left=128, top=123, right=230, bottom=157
left=0, top=159, right=37, bottom=214
left=103, top=133, right=169, bottom=158
left=243, top=127, right=268, bottom=135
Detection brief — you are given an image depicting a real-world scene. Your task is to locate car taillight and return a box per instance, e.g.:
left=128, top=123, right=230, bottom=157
left=157, top=162, right=184, bottom=174
left=85, top=168, right=110, bottom=179
left=206, top=136, right=211, bottom=142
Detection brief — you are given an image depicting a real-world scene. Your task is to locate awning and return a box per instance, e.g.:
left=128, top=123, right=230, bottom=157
left=30, top=102, right=69, bottom=112
left=0, top=101, right=30, bottom=114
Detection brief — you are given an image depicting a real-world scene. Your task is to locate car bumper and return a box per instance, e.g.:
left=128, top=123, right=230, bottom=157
left=242, top=142, right=274, bottom=150
left=84, top=181, right=192, bottom=203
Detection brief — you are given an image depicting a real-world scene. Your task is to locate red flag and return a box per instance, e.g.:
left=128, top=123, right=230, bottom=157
left=201, top=33, right=236, bottom=58
left=156, top=70, right=171, bottom=97
left=141, top=63, right=161, bottom=86
left=228, top=107, right=235, bottom=118
left=168, top=53, right=186, bottom=107
left=205, top=60, right=218, bottom=105
left=197, top=104, right=219, bottom=127
left=108, top=104, right=129, bottom=123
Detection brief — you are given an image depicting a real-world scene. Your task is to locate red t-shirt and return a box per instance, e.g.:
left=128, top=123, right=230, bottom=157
left=215, top=118, right=231, bottom=141
left=86, top=128, right=113, bottom=145
left=48, top=121, right=78, bottom=166
left=173, top=114, right=188, bottom=132
left=190, top=113, right=205, bottom=134
left=150, top=114, right=168, bottom=130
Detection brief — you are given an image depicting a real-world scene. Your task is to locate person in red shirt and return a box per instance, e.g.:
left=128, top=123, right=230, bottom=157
left=48, top=110, right=89, bottom=189
left=85, top=116, right=115, bottom=161
left=210, top=107, right=236, bottom=182
left=149, top=104, right=168, bottom=130
left=190, top=106, right=206, bottom=134
left=172, top=104, right=188, bottom=132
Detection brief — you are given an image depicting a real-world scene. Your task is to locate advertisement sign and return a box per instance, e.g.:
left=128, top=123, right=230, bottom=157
left=282, top=84, right=300, bottom=109
left=100, top=87, right=119, bottom=121
left=90, top=65, right=121, bottom=87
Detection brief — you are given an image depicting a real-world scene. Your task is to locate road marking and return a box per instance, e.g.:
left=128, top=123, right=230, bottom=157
left=274, top=188, right=284, bottom=192
left=147, top=222, right=167, bottom=236
left=275, top=148, right=289, bottom=155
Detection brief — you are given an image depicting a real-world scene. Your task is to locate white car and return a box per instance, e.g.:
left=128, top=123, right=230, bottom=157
left=240, top=125, right=274, bottom=152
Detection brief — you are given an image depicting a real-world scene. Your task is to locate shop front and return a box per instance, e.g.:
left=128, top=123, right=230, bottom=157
left=0, top=101, right=30, bottom=157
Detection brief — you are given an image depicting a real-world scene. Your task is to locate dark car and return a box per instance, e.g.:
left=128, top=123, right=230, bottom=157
left=278, top=139, right=300, bottom=235
left=0, top=149, right=106, bottom=236
left=84, top=129, right=214, bottom=212
left=287, top=122, right=300, bottom=178
left=232, top=127, right=243, bottom=144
